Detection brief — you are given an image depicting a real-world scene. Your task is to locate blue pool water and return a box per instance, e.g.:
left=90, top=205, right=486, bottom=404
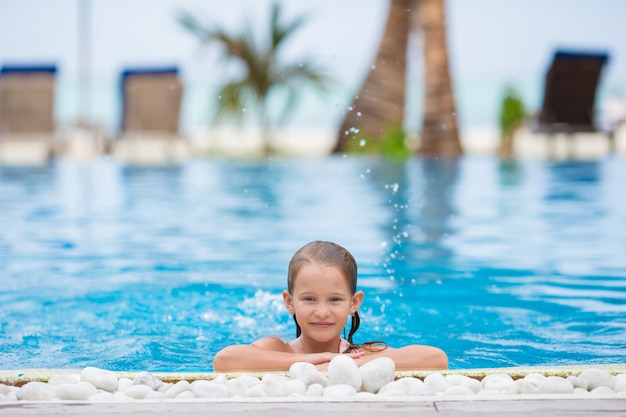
left=1, top=155, right=625, bottom=372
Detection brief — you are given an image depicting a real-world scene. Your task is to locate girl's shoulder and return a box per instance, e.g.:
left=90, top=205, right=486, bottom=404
left=251, top=336, right=293, bottom=353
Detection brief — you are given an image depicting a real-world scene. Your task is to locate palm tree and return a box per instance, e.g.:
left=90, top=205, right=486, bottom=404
left=334, top=0, right=414, bottom=154
left=417, top=0, right=462, bottom=156
left=178, top=3, right=331, bottom=155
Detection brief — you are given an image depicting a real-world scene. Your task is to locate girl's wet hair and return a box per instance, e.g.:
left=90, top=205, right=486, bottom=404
left=287, top=241, right=385, bottom=353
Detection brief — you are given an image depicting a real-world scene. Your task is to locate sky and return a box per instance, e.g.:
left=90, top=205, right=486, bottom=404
left=1, top=0, right=625, bottom=134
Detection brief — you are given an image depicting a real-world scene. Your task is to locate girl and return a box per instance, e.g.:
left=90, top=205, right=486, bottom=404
left=212, top=241, right=448, bottom=372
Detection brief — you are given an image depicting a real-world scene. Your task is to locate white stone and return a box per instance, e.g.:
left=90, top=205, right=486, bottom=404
left=0, top=394, right=6, bottom=401
left=579, top=368, right=614, bottom=390
left=54, top=383, right=90, bottom=401
left=379, top=377, right=425, bottom=396
left=538, top=376, right=574, bottom=394
left=89, top=391, right=114, bottom=401
left=77, top=382, right=97, bottom=397
left=144, top=391, right=164, bottom=400
left=175, top=391, right=196, bottom=399
left=133, top=372, right=163, bottom=390
left=117, top=377, right=133, bottom=392
left=281, top=379, right=307, bottom=397
left=158, top=382, right=173, bottom=393
left=359, top=357, right=395, bottom=393
left=125, top=384, right=153, bottom=399
left=261, top=374, right=288, bottom=394
left=354, top=391, right=378, bottom=399
left=567, top=375, right=588, bottom=390
left=574, top=387, right=590, bottom=395
left=80, top=367, right=118, bottom=392
left=614, top=379, right=626, bottom=393
left=590, top=386, right=615, bottom=395
left=305, top=383, right=324, bottom=397
left=226, top=376, right=260, bottom=397
left=212, top=374, right=228, bottom=385
left=446, top=374, right=482, bottom=394
left=323, top=384, right=357, bottom=398
left=16, top=382, right=54, bottom=401
left=482, top=374, right=513, bottom=391
left=327, top=355, right=362, bottom=390
left=48, top=375, right=79, bottom=386
left=444, top=385, right=475, bottom=396
left=289, top=362, right=329, bottom=387
left=163, top=380, right=191, bottom=399
left=524, top=373, right=547, bottom=384
left=508, top=378, right=540, bottom=394
left=477, top=389, right=502, bottom=396
left=245, top=384, right=274, bottom=398
left=0, top=384, right=12, bottom=395
left=424, top=373, right=450, bottom=393
left=192, top=381, right=229, bottom=398
left=378, top=388, right=409, bottom=397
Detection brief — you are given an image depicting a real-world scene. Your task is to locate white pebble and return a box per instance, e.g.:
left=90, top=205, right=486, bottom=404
left=175, top=391, right=196, bottom=400
left=0, top=384, right=12, bottom=395
left=16, top=382, right=53, bottom=401
left=125, top=384, right=153, bottom=399
left=323, top=384, right=357, bottom=398
left=359, top=357, right=395, bottom=393
left=539, top=376, right=574, bottom=394
left=446, top=374, right=482, bottom=394
left=306, top=383, right=324, bottom=397
left=378, top=388, right=409, bottom=397
left=163, top=380, right=191, bottom=399
left=444, top=385, right=475, bottom=396
left=354, top=391, right=378, bottom=399
left=89, top=391, right=114, bottom=401
left=144, top=391, right=164, bottom=400
left=614, top=379, right=626, bottom=393
left=424, top=373, right=450, bottom=393
left=157, top=382, right=173, bottom=393
left=80, top=367, right=118, bottom=393
left=508, top=378, right=540, bottom=394
left=116, top=377, right=133, bottom=392
left=289, top=362, right=328, bottom=387
left=590, top=386, right=615, bottom=395
left=327, top=355, right=361, bottom=390
left=133, top=372, right=163, bottom=391
left=48, top=375, right=79, bottom=386
left=261, top=374, right=288, bottom=394
left=567, top=375, right=588, bottom=390
left=245, top=384, right=274, bottom=398
left=226, top=376, right=260, bottom=397
left=54, top=383, right=90, bottom=401
left=192, top=381, right=229, bottom=398
left=281, top=379, right=307, bottom=397
left=579, top=368, right=614, bottom=390
left=482, top=374, right=513, bottom=391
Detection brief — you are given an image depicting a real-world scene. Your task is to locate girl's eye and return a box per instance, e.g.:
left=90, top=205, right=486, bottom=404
left=329, top=298, right=342, bottom=303
left=303, top=297, right=315, bottom=302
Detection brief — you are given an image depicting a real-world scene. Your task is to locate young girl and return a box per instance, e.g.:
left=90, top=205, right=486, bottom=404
left=212, top=241, right=448, bottom=372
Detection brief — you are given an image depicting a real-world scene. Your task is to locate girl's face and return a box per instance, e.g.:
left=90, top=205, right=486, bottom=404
left=283, top=263, right=363, bottom=345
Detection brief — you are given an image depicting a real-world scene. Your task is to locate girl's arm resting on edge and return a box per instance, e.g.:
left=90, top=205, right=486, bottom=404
left=212, top=337, right=363, bottom=372
left=355, top=344, right=448, bottom=370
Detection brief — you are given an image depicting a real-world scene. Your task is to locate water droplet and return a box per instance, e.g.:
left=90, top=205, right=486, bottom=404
left=359, top=139, right=366, bottom=147
left=380, top=241, right=387, bottom=248
left=356, top=111, right=362, bottom=117
left=348, top=106, right=353, bottom=111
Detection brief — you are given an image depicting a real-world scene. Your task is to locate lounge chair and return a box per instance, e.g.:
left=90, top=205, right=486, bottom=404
left=537, top=50, right=609, bottom=133
left=515, top=50, right=612, bottom=159
left=0, top=64, right=58, bottom=164
left=112, top=67, right=189, bottom=164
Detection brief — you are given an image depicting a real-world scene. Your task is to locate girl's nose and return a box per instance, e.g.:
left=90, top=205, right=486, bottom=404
left=315, top=303, right=330, bottom=317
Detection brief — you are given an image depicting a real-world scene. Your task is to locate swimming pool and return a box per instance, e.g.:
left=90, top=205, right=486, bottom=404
left=0, top=155, right=625, bottom=372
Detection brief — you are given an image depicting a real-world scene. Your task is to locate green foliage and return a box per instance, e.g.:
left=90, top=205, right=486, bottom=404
left=345, top=123, right=410, bottom=158
left=177, top=3, right=331, bottom=133
left=499, top=87, right=526, bottom=140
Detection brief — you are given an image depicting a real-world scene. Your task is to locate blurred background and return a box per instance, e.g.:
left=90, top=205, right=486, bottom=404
left=1, top=0, right=625, bottom=155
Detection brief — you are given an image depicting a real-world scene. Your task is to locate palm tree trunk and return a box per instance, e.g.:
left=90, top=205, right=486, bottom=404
left=417, top=0, right=462, bottom=156
left=333, top=0, right=414, bottom=153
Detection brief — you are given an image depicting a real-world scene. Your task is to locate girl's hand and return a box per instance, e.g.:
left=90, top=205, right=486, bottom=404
left=307, top=351, right=364, bottom=370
